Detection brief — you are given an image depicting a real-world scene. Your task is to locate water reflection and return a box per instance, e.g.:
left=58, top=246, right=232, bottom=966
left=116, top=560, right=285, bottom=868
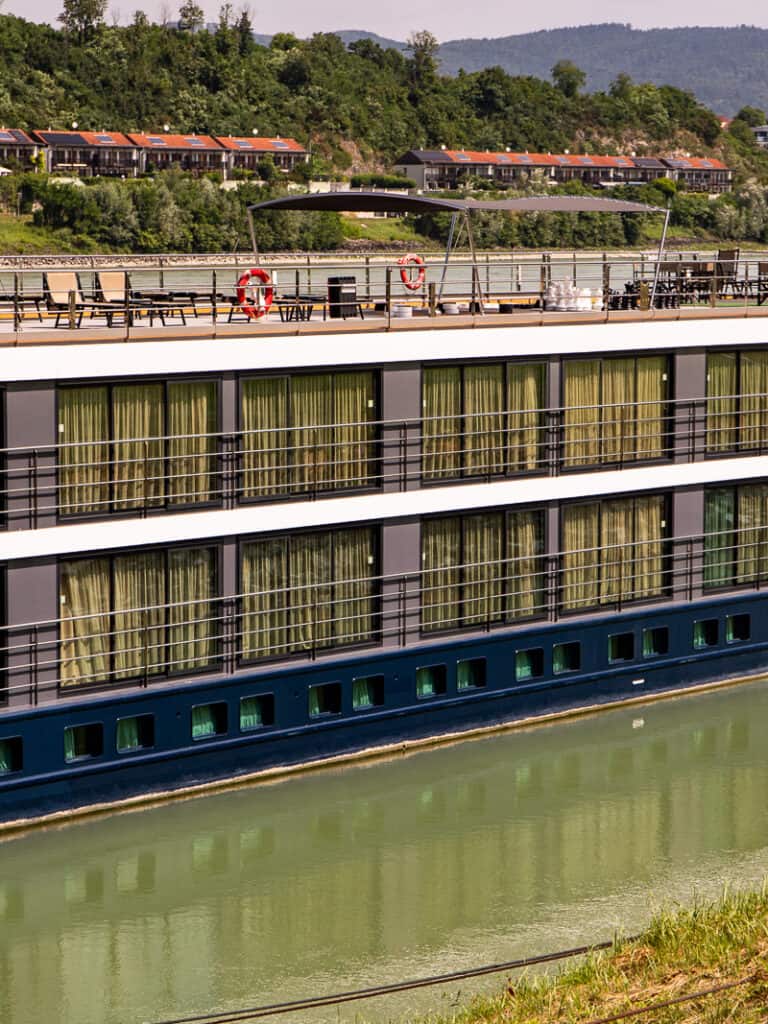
left=1, top=683, right=768, bottom=1024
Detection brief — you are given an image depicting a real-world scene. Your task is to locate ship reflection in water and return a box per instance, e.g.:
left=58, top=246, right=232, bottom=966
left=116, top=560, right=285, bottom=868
left=2, top=681, right=768, bottom=1024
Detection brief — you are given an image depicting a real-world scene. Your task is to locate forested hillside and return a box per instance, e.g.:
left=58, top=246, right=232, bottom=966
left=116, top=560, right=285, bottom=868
left=0, top=11, right=752, bottom=172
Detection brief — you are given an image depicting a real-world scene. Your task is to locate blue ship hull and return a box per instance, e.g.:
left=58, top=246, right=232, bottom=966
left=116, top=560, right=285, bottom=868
left=3, top=592, right=768, bottom=826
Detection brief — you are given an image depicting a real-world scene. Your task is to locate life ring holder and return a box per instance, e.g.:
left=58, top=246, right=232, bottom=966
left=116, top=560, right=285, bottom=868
left=237, top=267, right=274, bottom=319
left=397, top=253, right=426, bottom=291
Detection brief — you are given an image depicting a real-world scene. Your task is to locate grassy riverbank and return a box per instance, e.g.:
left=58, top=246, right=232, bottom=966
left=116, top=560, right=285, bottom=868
left=426, top=888, right=768, bottom=1023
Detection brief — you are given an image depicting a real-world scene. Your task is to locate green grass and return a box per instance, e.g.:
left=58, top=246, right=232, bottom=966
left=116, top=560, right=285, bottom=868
left=0, top=213, right=103, bottom=254
left=419, top=887, right=768, bottom=1023
left=340, top=215, right=434, bottom=246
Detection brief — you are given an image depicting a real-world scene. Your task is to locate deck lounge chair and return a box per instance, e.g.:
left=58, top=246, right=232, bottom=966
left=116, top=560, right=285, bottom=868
left=715, top=248, right=740, bottom=298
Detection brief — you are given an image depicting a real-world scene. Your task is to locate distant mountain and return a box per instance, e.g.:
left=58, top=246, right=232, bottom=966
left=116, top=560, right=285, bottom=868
left=333, top=30, right=407, bottom=50
left=440, top=24, right=768, bottom=115
left=326, top=24, right=768, bottom=115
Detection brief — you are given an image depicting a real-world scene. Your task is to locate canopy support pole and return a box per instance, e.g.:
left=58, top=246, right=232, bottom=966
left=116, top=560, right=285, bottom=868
left=437, top=212, right=459, bottom=303
left=465, top=211, right=484, bottom=314
left=650, top=207, right=670, bottom=309
left=247, top=209, right=258, bottom=257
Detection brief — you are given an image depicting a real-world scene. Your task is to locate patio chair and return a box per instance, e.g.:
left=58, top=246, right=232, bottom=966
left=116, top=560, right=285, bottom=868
left=95, top=270, right=130, bottom=305
left=715, top=248, right=740, bottom=298
left=43, top=271, right=124, bottom=328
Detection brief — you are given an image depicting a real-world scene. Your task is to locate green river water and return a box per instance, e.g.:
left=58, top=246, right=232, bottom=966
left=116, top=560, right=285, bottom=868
left=2, top=681, right=768, bottom=1024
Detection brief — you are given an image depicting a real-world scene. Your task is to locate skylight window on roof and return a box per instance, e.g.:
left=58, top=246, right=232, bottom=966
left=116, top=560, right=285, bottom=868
left=455, top=152, right=471, bottom=161
left=517, top=154, right=533, bottom=163
left=272, top=140, right=290, bottom=149
left=95, top=134, right=115, bottom=144
left=497, top=154, right=511, bottom=163
left=579, top=156, right=594, bottom=165
left=234, top=139, right=253, bottom=149
left=0, top=131, right=15, bottom=142
left=555, top=155, right=569, bottom=164
left=615, top=157, right=630, bottom=166
left=147, top=136, right=167, bottom=146
left=185, top=137, right=205, bottom=146
left=701, top=160, right=713, bottom=167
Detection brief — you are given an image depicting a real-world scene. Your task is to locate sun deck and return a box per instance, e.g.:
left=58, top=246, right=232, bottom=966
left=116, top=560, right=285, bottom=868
left=1, top=249, right=767, bottom=345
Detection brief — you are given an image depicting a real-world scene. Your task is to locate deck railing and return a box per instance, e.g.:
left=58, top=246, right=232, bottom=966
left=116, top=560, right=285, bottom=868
left=1, top=252, right=767, bottom=340
left=1, top=524, right=766, bottom=709
left=2, top=393, right=766, bottom=527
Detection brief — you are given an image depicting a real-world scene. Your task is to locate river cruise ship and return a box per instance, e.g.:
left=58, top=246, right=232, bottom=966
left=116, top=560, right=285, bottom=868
left=2, top=193, right=768, bottom=827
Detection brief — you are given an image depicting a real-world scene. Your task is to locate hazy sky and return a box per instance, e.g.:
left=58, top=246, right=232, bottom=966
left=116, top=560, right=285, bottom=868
left=5, top=2, right=768, bottom=40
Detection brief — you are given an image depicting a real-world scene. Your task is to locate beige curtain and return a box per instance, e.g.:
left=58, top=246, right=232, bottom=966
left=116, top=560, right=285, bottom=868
left=706, top=353, right=737, bottom=453
left=241, top=539, right=289, bottom=659
left=422, top=518, right=461, bottom=631
left=737, top=485, right=768, bottom=583
left=334, top=528, right=375, bottom=643
left=635, top=357, right=667, bottom=459
left=289, top=532, right=333, bottom=650
left=241, top=378, right=288, bottom=498
left=601, top=359, right=634, bottom=463
left=333, top=372, right=375, bottom=488
left=167, top=382, right=217, bottom=505
left=113, top=384, right=164, bottom=511
left=58, top=387, right=109, bottom=515
left=739, top=351, right=768, bottom=451
left=599, top=498, right=635, bottom=604
left=462, top=513, right=503, bottom=626
left=113, top=552, right=165, bottom=679
left=423, top=367, right=461, bottom=479
left=633, top=495, right=665, bottom=599
left=508, top=363, right=544, bottom=472
left=563, top=361, right=600, bottom=467
left=168, top=548, right=215, bottom=672
left=60, top=557, right=111, bottom=686
left=292, top=375, right=333, bottom=493
left=508, top=510, right=544, bottom=618
left=562, top=504, right=599, bottom=609
left=464, top=365, right=504, bottom=477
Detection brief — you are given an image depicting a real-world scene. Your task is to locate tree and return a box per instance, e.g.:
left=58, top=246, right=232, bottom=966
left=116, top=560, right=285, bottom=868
left=406, top=29, right=439, bottom=91
left=177, top=0, right=204, bottom=31
left=734, top=105, right=767, bottom=127
left=58, top=0, right=107, bottom=42
left=235, top=5, right=254, bottom=55
left=551, top=60, right=586, bottom=98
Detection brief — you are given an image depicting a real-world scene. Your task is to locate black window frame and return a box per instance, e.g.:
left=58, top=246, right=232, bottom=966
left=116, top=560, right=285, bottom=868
left=456, top=657, right=487, bottom=691
left=705, top=349, right=768, bottom=456
left=0, top=735, right=23, bottom=775
left=308, top=681, right=342, bottom=718
left=116, top=713, right=156, bottom=754
left=57, top=542, right=221, bottom=692
left=608, top=632, right=635, bottom=663
left=64, top=722, right=104, bottom=763
left=191, top=701, right=228, bottom=741
left=416, top=663, right=447, bottom=699
left=237, top=369, right=381, bottom=503
left=239, top=693, right=276, bottom=731
left=56, top=376, right=223, bottom=522
left=421, top=359, right=548, bottom=483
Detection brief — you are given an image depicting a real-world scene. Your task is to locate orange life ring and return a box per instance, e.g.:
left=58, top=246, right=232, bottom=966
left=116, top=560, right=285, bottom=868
left=237, top=267, right=274, bottom=319
left=397, top=253, right=426, bottom=291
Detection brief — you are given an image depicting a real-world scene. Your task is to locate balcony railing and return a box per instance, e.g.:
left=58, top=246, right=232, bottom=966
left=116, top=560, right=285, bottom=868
left=3, top=394, right=767, bottom=527
left=2, top=525, right=765, bottom=710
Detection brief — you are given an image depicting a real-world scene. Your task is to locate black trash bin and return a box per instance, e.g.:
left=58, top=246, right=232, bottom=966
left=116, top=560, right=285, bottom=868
left=327, top=276, right=358, bottom=319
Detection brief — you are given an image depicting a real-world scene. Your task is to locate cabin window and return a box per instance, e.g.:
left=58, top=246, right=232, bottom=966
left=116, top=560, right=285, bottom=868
left=421, top=509, right=544, bottom=632
left=192, top=702, right=228, bottom=740
left=608, top=633, right=635, bottom=663
left=422, top=362, right=545, bottom=480
left=240, top=694, right=275, bottom=730
left=64, top=723, right=103, bottom=762
left=562, top=356, right=668, bottom=467
left=308, top=682, right=341, bottom=717
left=561, top=495, right=667, bottom=611
left=704, top=485, right=768, bottom=588
left=352, top=675, right=384, bottom=710
left=240, top=372, right=376, bottom=498
left=706, top=350, right=768, bottom=453
left=642, top=627, right=669, bottom=657
left=0, top=737, right=22, bottom=775
left=57, top=380, right=218, bottom=516
left=457, top=658, right=486, bottom=690
left=516, top=647, right=544, bottom=680
left=726, top=614, right=750, bottom=643
left=240, top=527, right=377, bottom=660
left=416, top=664, right=447, bottom=699
left=59, top=546, right=217, bottom=687
left=116, top=714, right=155, bottom=752
left=693, top=619, right=719, bottom=649
left=553, top=641, right=580, bottom=674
